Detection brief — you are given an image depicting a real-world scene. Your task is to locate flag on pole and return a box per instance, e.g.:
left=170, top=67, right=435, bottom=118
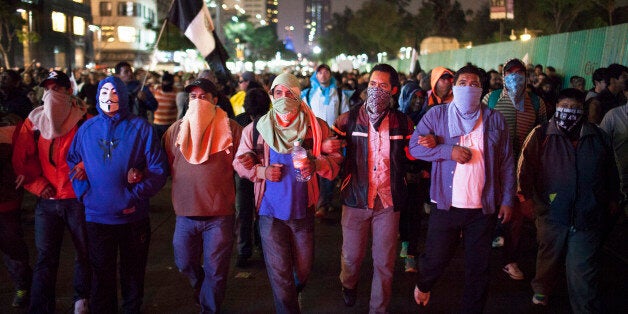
left=167, top=0, right=232, bottom=85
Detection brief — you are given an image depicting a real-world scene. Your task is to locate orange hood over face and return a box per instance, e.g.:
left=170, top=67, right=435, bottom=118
left=429, top=66, right=454, bottom=105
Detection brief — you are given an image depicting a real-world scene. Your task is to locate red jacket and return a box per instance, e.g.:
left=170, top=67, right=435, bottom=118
left=12, top=117, right=87, bottom=199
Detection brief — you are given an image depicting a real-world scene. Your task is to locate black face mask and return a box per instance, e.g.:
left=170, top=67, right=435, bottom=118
left=554, top=107, right=584, bottom=133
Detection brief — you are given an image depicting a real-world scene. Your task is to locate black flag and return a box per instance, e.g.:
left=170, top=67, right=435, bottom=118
left=167, top=0, right=232, bottom=86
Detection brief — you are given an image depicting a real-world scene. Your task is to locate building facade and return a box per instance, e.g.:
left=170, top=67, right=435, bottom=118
left=9, top=0, right=93, bottom=69
left=304, top=0, right=330, bottom=53
left=90, top=0, right=157, bottom=67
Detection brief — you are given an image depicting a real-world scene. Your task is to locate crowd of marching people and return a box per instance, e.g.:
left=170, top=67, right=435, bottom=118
left=0, top=59, right=626, bottom=313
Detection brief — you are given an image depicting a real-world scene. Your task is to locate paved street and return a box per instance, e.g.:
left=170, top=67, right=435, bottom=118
left=1, top=179, right=627, bottom=313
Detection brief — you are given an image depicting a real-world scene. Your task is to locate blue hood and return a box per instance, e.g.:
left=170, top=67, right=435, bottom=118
left=96, top=76, right=130, bottom=117
left=398, top=80, right=421, bottom=114
left=309, top=72, right=337, bottom=105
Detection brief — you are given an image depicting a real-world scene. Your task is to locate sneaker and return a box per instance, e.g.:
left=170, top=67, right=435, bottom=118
left=74, top=298, right=88, bottom=314
left=405, top=256, right=417, bottom=273
left=341, top=286, right=357, bottom=307
left=502, top=262, right=524, bottom=280
left=12, top=289, right=28, bottom=308
left=399, top=241, right=409, bottom=258
left=492, top=236, right=504, bottom=248
left=315, top=207, right=326, bottom=218
left=414, top=286, right=430, bottom=306
left=532, top=293, right=548, bottom=306
left=297, top=292, right=303, bottom=311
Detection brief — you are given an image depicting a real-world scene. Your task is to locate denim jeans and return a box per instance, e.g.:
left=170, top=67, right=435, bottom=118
left=340, top=205, right=400, bottom=314
left=259, top=214, right=314, bottom=314
left=30, top=198, right=90, bottom=314
left=172, top=215, right=234, bottom=313
left=87, top=218, right=151, bottom=314
left=0, top=210, right=32, bottom=291
left=235, top=174, right=255, bottom=258
left=417, top=207, right=496, bottom=314
left=531, top=216, right=602, bottom=313
left=316, top=177, right=335, bottom=209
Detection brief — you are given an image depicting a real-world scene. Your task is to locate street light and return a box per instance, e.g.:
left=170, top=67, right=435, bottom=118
left=520, top=28, right=531, bottom=41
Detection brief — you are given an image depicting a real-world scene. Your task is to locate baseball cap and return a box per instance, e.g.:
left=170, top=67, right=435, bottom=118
left=39, top=70, right=71, bottom=89
left=316, top=64, right=331, bottom=73
left=504, top=59, right=526, bottom=74
left=184, top=78, right=218, bottom=94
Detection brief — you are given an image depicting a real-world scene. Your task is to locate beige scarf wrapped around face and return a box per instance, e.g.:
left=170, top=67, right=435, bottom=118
left=29, top=90, right=86, bottom=140
left=176, top=98, right=232, bottom=164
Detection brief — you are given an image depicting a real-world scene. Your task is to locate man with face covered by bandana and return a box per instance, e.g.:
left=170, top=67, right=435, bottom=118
left=409, top=65, right=515, bottom=313
left=233, top=73, right=342, bottom=313
left=13, top=70, right=91, bottom=313
left=518, top=88, right=620, bottom=311
left=481, top=58, right=549, bottom=282
left=331, top=64, right=414, bottom=312
left=67, top=76, right=168, bottom=313
left=162, top=78, right=242, bottom=312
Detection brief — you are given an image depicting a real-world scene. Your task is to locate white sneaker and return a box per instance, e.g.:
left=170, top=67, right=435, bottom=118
left=74, top=298, right=88, bottom=314
left=532, top=294, right=548, bottom=306
left=414, top=286, right=430, bottom=306
left=492, top=236, right=504, bottom=248
left=503, top=262, right=524, bottom=280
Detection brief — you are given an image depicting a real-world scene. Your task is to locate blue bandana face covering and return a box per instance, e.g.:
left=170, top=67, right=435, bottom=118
left=504, top=73, right=526, bottom=111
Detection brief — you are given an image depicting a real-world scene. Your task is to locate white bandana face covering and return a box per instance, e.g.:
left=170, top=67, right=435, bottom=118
left=99, top=82, right=120, bottom=113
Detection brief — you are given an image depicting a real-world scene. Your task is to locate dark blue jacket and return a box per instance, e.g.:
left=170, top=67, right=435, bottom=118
left=68, top=76, right=168, bottom=224
left=125, top=80, right=157, bottom=119
left=518, top=119, right=621, bottom=230
left=333, top=106, right=413, bottom=212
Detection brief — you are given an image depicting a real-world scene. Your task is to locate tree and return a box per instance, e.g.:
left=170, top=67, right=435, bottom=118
left=461, top=4, right=500, bottom=45
left=223, top=15, right=255, bottom=59
left=249, top=25, right=284, bottom=61
left=347, top=0, right=413, bottom=58
left=537, top=0, right=592, bottom=33
left=0, top=2, right=36, bottom=68
left=318, top=8, right=362, bottom=60
left=417, top=0, right=467, bottom=38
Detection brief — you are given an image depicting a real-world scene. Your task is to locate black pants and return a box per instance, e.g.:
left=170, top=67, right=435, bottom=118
left=417, top=207, right=496, bottom=314
left=87, top=218, right=151, bottom=314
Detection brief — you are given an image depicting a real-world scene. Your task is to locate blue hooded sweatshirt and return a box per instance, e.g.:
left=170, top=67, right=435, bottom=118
left=67, top=76, right=168, bottom=224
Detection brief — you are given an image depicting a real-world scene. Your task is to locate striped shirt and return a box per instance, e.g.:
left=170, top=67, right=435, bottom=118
left=152, top=87, right=178, bottom=126
left=482, top=91, right=547, bottom=158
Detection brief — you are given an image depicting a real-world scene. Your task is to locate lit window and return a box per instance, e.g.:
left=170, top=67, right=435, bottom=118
left=117, top=2, right=141, bottom=17
left=101, top=26, right=115, bottom=42
left=51, top=11, right=66, bottom=33
left=100, top=2, right=112, bottom=16
left=118, top=26, right=136, bottom=43
left=73, top=16, right=85, bottom=35
left=73, top=0, right=84, bottom=3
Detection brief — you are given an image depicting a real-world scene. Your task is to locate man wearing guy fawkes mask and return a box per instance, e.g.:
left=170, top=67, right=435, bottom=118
left=67, top=76, right=168, bottom=313
left=332, top=64, right=415, bottom=312
left=518, top=88, right=620, bottom=311
left=12, top=70, right=91, bottom=313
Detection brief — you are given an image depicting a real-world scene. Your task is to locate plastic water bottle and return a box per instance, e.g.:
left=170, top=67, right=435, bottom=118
left=292, top=141, right=311, bottom=182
